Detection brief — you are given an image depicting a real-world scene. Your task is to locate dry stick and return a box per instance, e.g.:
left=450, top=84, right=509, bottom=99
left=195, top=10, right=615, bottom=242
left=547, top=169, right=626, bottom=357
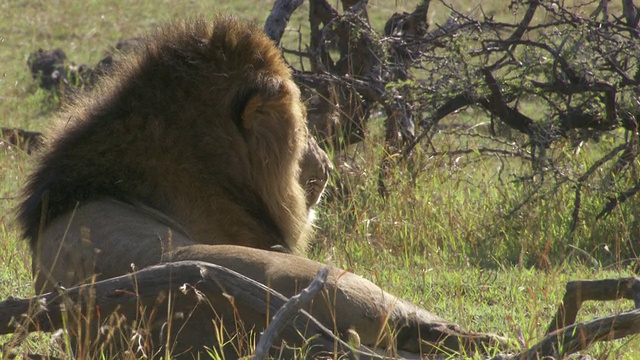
left=506, top=0, right=538, bottom=43
left=0, top=261, right=382, bottom=360
left=596, top=181, right=640, bottom=220
left=253, top=267, right=329, bottom=360
left=546, top=277, right=640, bottom=334
left=1, top=127, right=43, bottom=154
left=488, top=278, right=640, bottom=360
left=569, top=143, right=626, bottom=232
left=511, top=308, right=640, bottom=359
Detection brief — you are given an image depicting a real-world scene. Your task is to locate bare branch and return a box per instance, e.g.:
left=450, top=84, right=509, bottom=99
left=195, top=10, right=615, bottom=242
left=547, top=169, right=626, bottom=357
left=507, top=308, right=640, bottom=359
left=479, top=68, right=535, bottom=134
left=253, top=268, right=330, bottom=360
left=547, top=277, right=640, bottom=333
left=506, top=0, right=539, bottom=43
left=622, top=0, right=637, bottom=27
left=570, top=144, right=627, bottom=232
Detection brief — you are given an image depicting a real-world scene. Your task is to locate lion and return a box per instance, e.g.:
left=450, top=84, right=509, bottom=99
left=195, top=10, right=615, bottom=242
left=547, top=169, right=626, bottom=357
left=17, top=15, right=504, bottom=358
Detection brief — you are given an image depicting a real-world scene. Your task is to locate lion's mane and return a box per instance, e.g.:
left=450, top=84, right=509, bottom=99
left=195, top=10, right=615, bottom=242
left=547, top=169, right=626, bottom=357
left=19, top=16, right=314, bottom=257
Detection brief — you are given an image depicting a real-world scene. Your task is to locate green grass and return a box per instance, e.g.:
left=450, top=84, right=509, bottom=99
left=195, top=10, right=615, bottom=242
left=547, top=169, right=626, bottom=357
left=1, top=0, right=639, bottom=358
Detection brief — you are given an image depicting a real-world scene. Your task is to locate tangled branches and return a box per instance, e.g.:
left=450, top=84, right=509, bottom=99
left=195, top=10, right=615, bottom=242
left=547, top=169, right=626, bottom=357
left=276, top=0, right=639, bottom=228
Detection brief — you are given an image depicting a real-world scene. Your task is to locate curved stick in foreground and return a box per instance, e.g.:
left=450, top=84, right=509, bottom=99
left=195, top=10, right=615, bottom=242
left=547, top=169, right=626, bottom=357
left=253, top=267, right=329, bottom=360
left=0, top=261, right=376, bottom=359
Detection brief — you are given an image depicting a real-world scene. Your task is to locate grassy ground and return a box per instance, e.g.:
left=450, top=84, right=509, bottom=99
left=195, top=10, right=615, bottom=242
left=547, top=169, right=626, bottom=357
left=1, top=0, right=639, bottom=358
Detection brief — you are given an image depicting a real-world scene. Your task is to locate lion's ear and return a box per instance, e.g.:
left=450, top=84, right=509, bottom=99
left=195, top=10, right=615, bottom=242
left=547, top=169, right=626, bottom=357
left=241, top=94, right=265, bottom=130
left=234, top=78, right=284, bottom=131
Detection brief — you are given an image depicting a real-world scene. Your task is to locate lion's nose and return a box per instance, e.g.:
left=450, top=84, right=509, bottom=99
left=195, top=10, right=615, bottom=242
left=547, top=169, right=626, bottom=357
left=323, top=158, right=334, bottom=181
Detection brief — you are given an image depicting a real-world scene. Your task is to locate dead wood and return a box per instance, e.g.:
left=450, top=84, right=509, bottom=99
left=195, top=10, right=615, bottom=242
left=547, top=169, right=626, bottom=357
left=253, top=267, right=332, bottom=360
left=546, top=277, right=640, bottom=334
left=4, top=263, right=640, bottom=358
left=507, top=308, right=640, bottom=359
left=1, top=127, right=43, bottom=154
left=494, top=277, right=640, bottom=359
left=264, top=0, right=304, bottom=45
left=0, top=261, right=385, bottom=359
left=596, top=182, right=640, bottom=220
left=486, top=277, right=640, bottom=359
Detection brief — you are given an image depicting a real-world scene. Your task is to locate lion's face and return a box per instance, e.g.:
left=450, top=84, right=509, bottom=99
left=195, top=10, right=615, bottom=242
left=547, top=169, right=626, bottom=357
left=300, top=134, right=332, bottom=211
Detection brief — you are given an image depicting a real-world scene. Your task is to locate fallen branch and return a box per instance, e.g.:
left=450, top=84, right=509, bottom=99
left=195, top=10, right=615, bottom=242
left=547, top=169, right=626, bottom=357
left=1, top=127, right=43, bottom=154
left=489, top=277, right=640, bottom=359
left=0, top=261, right=379, bottom=359
left=546, top=277, right=640, bottom=333
left=4, top=264, right=640, bottom=359
left=512, top=308, right=640, bottom=359
left=253, top=267, right=329, bottom=360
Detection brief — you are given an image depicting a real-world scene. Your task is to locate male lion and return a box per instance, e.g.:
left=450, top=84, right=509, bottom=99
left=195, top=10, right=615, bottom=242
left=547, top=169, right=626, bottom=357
left=20, top=16, right=317, bottom=268
left=18, top=16, right=503, bottom=358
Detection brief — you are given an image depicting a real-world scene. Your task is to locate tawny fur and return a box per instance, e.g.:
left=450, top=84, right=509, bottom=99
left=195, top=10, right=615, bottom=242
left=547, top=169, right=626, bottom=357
left=19, top=16, right=313, bottom=256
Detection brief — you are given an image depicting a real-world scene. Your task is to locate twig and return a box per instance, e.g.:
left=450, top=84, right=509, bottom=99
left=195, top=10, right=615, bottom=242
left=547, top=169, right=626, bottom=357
left=253, top=268, right=330, bottom=360
left=506, top=0, right=539, bottom=44
left=570, top=143, right=626, bottom=232
left=596, top=181, right=640, bottom=220
left=427, top=147, right=530, bottom=159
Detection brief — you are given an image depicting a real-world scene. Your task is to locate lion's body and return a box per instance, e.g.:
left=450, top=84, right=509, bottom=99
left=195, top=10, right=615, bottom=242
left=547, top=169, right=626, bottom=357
left=18, top=16, right=503, bottom=358
left=36, top=199, right=494, bottom=357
